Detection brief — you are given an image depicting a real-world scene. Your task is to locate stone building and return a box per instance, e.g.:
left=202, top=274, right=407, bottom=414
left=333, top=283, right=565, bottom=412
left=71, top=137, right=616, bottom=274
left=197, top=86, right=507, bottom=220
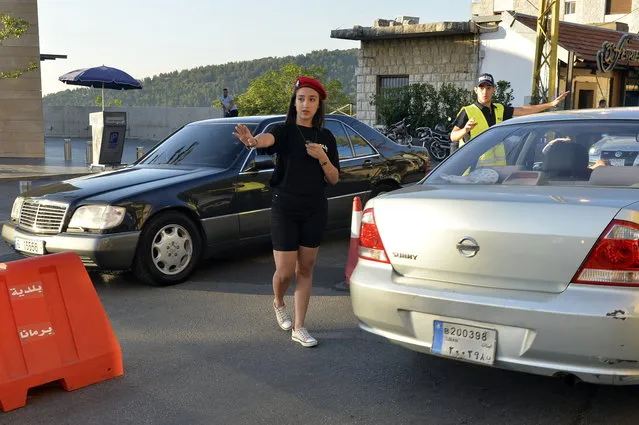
left=332, top=10, right=639, bottom=126
left=331, top=19, right=480, bottom=125
left=0, top=0, right=44, bottom=157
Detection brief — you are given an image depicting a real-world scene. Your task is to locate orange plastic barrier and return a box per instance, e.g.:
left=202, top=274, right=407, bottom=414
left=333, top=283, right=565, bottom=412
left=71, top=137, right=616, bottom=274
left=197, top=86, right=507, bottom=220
left=0, top=252, right=123, bottom=412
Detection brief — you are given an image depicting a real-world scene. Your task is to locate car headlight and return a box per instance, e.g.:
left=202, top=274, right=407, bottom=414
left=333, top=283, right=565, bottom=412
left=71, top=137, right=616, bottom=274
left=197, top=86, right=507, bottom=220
left=589, top=146, right=601, bottom=155
left=68, top=205, right=126, bottom=230
left=10, top=197, right=24, bottom=220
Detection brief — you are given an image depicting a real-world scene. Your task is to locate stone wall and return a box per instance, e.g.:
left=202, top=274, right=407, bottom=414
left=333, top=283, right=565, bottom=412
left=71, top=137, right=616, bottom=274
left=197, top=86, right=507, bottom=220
left=44, top=106, right=224, bottom=141
left=0, top=0, right=44, bottom=158
left=356, top=35, right=478, bottom=125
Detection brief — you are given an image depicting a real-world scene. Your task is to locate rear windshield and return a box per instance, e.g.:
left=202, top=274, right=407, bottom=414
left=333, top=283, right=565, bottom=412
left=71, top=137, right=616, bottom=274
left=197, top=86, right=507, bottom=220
left=425, top=120, right=639, bottom=188
left=139, top=123, right=254, bottom=168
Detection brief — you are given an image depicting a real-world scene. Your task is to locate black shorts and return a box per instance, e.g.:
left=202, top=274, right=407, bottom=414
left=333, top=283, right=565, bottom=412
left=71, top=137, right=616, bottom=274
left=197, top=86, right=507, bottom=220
left=270, top=190, right=328, bottom=251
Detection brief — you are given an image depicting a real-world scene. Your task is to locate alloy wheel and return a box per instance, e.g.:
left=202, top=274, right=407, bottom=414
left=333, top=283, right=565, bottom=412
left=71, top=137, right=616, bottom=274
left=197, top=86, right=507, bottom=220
left=150, top=224, right=193, bottom=275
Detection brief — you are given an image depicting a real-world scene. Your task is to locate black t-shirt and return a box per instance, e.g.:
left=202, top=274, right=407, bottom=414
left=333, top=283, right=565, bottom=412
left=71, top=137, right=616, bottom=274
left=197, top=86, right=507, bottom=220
left=452, top=101, right=515, bottom=129
left=266, top=122, right=340, bottom=197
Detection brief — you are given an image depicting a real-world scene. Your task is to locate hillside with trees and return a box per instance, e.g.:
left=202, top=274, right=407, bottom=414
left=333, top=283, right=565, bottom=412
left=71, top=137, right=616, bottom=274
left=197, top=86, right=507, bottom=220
left=43, top=49, right=358, bottom=108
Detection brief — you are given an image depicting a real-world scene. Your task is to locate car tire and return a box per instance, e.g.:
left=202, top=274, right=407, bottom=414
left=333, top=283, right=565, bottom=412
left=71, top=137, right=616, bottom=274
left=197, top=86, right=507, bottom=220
left=370, top=183, right=398, bottom=198
left=133, top=211, right=202, bottom=286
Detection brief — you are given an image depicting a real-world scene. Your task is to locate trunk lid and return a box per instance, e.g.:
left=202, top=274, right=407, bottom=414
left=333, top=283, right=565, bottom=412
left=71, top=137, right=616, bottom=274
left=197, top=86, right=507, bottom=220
left=372, top=185, right=638, bottom=293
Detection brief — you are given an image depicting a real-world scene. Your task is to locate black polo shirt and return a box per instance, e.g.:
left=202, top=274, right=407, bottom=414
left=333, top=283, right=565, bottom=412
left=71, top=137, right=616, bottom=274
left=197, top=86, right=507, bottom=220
left=452, top=101, right=515, bottom=130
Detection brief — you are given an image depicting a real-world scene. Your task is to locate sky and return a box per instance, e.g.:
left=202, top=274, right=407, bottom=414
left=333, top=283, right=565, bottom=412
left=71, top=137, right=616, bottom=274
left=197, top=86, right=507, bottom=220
left=37, top=0, right=472, bottom=96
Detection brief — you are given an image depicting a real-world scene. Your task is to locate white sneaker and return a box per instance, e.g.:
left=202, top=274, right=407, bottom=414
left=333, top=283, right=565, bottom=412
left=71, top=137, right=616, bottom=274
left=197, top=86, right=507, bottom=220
left=273, top=302, right=292, bottom=331
left=292, top=327, right=318, bottom=347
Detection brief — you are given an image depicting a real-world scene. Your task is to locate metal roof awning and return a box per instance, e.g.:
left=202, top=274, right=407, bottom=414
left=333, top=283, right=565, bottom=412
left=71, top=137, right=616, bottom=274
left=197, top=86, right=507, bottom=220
left=515, top=14, right=639, bottom=69
left=40, top=54, right=67, bottom=61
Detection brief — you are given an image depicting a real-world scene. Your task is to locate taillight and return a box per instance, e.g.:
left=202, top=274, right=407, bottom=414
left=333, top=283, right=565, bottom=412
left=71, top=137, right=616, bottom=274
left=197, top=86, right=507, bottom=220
left=573, top=220, right=639, bottom=286
left=358, top=208, right=390, bottom=263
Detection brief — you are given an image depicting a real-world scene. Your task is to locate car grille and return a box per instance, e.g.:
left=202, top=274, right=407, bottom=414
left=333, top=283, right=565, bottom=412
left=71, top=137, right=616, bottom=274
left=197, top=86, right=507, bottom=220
left=18, top=199, right=68, bottom=234
left=601, top=150, right=639, bottom=165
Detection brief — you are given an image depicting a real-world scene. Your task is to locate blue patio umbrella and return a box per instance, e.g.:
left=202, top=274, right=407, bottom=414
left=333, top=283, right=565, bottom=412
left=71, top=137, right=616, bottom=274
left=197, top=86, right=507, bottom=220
left=58, top=65, right=143, bottom=110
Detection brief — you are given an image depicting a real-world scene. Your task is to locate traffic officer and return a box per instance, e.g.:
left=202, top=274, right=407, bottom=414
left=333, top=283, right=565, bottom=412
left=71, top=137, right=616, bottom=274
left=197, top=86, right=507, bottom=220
left=450, top=73, right=569, bottom=166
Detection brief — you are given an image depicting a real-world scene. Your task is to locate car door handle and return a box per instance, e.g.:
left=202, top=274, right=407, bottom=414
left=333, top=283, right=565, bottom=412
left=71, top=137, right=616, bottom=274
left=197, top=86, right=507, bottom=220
left=363, top=160, right=373, bottom=168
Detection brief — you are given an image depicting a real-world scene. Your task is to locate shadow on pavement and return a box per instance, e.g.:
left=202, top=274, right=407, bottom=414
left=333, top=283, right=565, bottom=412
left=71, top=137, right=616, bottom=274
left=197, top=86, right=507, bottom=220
left=88, top=229, right=351, bottom=296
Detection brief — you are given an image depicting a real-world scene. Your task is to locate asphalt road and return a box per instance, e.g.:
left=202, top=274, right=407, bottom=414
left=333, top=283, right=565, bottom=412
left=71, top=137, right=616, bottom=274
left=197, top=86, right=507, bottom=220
left=2, top=179, right=639, bottom=424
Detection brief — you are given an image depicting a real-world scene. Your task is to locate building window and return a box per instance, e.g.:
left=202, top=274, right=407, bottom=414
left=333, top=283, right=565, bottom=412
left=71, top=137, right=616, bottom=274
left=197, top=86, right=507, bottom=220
left=606, top=0, right=631, bottom=14
left=378, top=75, right=409, bottom=95
left=377, top=75, right=409, bottom=122
left=565, top=0, right=576, bottom=14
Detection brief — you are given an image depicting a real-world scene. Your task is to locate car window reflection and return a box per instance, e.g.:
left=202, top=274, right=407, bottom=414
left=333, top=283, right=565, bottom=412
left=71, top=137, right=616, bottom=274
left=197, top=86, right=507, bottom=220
left=345, top=126, right=376, bottom=157
left=426, top=121, right=639, bottom=187
left=324, top=120, right=354, bottom=159
left=140, top=123, right=253, bottom=168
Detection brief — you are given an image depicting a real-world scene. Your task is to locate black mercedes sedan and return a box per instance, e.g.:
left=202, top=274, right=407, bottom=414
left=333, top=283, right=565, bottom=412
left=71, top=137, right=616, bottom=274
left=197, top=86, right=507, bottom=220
left=2, top=115, right=430, bottom=286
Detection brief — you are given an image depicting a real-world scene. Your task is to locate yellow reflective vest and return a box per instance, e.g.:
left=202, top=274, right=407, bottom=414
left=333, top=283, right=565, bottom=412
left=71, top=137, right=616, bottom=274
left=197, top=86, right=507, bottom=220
left=459, top=103, right=506, bottom=167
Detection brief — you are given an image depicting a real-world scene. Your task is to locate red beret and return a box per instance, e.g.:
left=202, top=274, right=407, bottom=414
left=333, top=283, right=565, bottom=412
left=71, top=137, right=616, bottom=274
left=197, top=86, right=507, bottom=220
left=294, top=76, right=328, bottom=100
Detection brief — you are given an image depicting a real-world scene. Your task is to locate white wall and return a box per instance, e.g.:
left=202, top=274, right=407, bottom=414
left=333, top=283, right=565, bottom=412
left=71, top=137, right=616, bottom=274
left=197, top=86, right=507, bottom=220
left=44, top=106, right=224, bottom=141
left=479, top=16, right=538, bottom=105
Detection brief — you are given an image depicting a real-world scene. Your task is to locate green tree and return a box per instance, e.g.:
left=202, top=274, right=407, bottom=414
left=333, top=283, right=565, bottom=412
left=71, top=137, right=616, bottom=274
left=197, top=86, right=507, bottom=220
left=236, top=62, right=351, bottom=116
left=95, top=95, right=122, bottom=107
left=0, top=13, right=38, bottom=79
left=494, top=80, right=515, bottom=106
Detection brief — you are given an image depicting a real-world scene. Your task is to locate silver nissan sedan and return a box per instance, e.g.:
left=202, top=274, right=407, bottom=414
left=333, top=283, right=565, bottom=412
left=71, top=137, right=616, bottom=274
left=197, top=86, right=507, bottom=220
left=350, top=107, right=639, bottom=385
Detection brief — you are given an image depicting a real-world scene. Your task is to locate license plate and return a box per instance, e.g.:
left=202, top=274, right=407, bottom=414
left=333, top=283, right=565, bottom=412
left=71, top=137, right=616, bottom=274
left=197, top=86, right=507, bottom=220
left=610, top=158, right=626, bottom=166
left=432, top=321, right=497, bottom=365
left=14, top=237, right=45, bottom=255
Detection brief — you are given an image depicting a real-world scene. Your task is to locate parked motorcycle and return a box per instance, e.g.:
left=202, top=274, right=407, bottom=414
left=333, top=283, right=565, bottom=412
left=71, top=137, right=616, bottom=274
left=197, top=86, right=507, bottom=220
left=383, top=118, right=413, bottom=146
left=416, top=123, right=452, bottom=161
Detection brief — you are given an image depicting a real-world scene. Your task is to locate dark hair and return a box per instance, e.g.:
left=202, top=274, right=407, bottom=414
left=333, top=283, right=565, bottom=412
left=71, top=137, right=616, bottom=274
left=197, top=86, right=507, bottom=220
left=285, top=90, right=325, bottom=129
left=223, top=88, right=228, bottom=91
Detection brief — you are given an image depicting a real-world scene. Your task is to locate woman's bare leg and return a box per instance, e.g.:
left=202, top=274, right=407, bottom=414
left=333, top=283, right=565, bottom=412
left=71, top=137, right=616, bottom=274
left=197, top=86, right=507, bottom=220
left=272, top=250, right=297, bottom=308
left=293, top=246, right=320, bottom=329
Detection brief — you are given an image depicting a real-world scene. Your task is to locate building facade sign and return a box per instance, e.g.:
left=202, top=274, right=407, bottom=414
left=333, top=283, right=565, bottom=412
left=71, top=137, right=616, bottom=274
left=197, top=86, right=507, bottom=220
left=596, top=34, right=639, bottom=72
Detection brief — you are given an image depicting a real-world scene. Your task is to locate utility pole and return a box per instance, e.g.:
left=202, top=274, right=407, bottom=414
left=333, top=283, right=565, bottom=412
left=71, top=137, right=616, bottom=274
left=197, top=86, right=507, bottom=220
left=531, top=0, right=560, bottom=104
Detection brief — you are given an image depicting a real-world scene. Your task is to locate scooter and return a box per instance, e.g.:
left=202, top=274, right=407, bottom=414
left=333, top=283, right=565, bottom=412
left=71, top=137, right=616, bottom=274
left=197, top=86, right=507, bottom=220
left=384, top=118, right=413, bottom=146
left=416, top=123, right=451, bottom=161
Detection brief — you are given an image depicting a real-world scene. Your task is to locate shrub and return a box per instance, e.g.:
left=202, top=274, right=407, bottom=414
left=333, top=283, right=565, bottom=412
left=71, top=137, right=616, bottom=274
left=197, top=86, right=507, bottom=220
left=371, top=80, right=513, bottom=132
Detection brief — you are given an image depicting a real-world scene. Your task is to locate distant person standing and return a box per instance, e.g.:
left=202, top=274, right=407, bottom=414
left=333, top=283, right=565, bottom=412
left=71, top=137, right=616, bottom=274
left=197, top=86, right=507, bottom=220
left=599, top=99, right=608, bottom=108
left=219, top=88, right=239, bottom=117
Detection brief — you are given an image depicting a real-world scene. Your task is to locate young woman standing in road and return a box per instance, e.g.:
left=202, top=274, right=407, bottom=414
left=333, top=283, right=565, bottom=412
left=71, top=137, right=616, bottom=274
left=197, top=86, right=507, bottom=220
left=232, top=76, right=340, bottom=347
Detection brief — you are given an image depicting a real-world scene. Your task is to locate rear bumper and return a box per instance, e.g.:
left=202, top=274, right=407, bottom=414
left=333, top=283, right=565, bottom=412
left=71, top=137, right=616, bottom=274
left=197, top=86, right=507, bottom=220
left=350, top=260, right=639, bottom=385
left=1, top=222, right=140, bottom=269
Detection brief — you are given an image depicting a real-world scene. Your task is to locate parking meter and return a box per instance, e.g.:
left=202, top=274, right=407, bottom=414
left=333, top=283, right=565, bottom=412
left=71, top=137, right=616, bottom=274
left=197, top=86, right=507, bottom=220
left=89, top=111, right=127, bottom=166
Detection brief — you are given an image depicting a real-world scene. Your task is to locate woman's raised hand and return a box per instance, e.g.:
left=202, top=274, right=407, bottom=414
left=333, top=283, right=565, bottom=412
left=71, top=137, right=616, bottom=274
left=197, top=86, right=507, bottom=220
left=232, top=124, right=253, bottom=147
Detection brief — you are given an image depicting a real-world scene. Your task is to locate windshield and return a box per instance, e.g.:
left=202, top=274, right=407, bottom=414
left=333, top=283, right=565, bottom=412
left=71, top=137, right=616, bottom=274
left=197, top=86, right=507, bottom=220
left=139, top=123, right=254, bottom=168
left=425, top=120, right=639, bottom=187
